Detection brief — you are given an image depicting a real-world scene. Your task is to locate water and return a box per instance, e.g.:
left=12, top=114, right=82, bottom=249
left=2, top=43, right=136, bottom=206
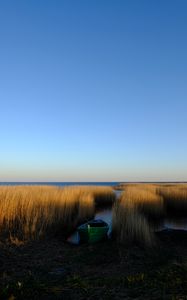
left=113, top=190, right=122, bottom=198
left=163, top=217, right=187, bottom=231
left=0, top=182, right=120, bottom=187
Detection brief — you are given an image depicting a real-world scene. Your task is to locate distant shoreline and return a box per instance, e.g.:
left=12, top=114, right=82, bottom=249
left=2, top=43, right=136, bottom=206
left=0, top=181, right=187, bottom=186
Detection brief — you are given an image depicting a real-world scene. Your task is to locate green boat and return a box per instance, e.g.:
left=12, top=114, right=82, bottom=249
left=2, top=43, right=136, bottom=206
left=78, top=219, right=109, bottom=244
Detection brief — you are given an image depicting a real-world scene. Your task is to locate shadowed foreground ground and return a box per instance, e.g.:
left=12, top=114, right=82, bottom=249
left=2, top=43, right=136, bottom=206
left=0, top=230, right=187, bottom=300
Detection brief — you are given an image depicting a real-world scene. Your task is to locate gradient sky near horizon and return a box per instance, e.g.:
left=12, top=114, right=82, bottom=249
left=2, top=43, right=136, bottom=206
left=0, top=0, right=187, bottom=182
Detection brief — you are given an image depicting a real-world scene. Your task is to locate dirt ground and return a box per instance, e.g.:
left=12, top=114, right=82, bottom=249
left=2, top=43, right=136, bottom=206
left=0, top=230, right=187, bottom=300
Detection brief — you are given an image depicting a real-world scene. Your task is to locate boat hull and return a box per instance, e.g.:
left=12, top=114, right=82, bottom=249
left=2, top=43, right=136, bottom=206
left=78, top=220, right=109, bottom=243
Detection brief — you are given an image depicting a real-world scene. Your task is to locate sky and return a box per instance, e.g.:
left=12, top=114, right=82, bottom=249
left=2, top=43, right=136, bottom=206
left=0, top=0, right=187, bottom=182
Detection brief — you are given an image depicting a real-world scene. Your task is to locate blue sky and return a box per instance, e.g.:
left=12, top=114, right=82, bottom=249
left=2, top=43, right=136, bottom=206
left=0, top=0, right=187, bottom=182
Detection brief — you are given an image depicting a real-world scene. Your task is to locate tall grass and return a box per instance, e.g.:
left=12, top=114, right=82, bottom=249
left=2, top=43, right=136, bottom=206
left=89, top=186, right=116, bottom=207
left=158, top=185, right=187, bottom=215
left=0, top=185, right=115, bottom=241
left=124, top=185, right=164, bottom=221
left=112, top=199, right=155, bottom=247
left=112, top=185, right=164, bottom=246
left=112, top=184, right=187, bottom=246
left=1, top=183, right=186, bottom=246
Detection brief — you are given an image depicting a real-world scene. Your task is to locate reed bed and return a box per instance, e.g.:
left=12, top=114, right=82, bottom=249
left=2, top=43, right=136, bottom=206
left=112, top=184, right=187, bottom=246
left=0, top=185, right=115, bottom=241
left=123, top=185, right=164, bottom=220
left=158, top=184, right=187, bottom=215
left=114, top=182, right=160, bottom=191
left=89, top=186, right=116, bottom=207
left=112, top=185, right=164, bottom=246
left=1, top=183, right=187, bottom=246
left=112, top=198, right=155, bottom=247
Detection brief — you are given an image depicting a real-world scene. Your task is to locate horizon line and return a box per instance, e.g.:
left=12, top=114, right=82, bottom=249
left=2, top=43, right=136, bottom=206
left=1, top=181, right=187, bottom=184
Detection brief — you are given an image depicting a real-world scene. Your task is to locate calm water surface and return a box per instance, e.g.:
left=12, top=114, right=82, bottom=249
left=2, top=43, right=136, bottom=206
left=0, top=182, right=119, bottom=187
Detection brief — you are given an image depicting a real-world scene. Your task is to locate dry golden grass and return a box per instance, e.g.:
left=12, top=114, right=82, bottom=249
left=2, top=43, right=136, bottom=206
left=158, top=184, right=187, bottom=215
left=123, top=185, right=164, bottom=220
left=0, top=185, right=115, bottom=241
left=112, top=185, right=164, bottom=246
left=114, top=182, right=161, bottom=191
left=112, top=183, right=187, bottom=246
left=89, top=186, right=116, bottom=207
left=112, top=198, right=155, bottom=247
left=1, top=183, right=186, bottom=246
